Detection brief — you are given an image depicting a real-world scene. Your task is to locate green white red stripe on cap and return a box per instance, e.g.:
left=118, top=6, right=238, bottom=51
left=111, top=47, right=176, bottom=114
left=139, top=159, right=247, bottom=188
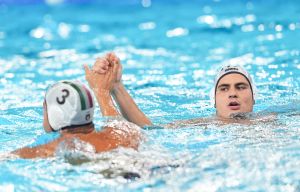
left=62, top=81, right=93, bottom=110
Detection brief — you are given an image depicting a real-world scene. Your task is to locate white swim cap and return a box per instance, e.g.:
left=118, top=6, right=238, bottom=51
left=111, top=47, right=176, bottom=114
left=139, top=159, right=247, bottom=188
left=45, top=81, right=94, bottom=131
left=211, top=65, right=256, bottom=106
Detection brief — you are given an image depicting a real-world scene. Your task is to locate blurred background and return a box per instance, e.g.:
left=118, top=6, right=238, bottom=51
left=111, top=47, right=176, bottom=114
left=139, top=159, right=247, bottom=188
left=1, top=1, right=300, bottom=191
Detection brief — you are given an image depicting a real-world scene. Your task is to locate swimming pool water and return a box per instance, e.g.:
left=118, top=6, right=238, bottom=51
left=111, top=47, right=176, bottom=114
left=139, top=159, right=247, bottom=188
left=0, top=0, right=300, bottom=191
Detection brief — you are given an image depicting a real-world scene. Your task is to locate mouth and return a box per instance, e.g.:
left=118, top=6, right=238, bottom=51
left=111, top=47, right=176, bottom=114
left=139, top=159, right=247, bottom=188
left=228, top=101, right=240, bottom=110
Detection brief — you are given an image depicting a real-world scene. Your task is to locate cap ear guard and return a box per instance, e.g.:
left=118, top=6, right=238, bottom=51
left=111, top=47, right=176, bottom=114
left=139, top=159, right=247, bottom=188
left=47, top=105, right=66, bottom=131
left=46, top=83, right=77, bottom=131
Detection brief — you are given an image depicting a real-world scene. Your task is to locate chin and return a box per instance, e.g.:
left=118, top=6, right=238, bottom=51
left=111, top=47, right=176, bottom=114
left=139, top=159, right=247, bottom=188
left=217, top=113, right=231, bottom=119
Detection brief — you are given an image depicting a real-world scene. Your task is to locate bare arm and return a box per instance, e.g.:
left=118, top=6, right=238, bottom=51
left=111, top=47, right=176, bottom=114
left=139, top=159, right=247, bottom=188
left=92, top=89, right=119, bottom=117
left=112, top=83, right=152, bottom=127
left=163, top=118, right=212, bottom=128
left=84, top=63, right=119, bottom=116
left=12, top=140, right=58, bottom=159
left=92, top=52, right=152, bottom=127
left=85, top=61, right=142, bottom=150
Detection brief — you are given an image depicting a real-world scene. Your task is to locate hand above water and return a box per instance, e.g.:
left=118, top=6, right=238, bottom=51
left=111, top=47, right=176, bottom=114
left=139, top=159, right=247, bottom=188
left=84, top=56, right=118, bottom=93
left=92, top=52, right=123, bottom=90
left=84, top=57, right=120, bottom=117
left=89, top=51, right=152, bottom=127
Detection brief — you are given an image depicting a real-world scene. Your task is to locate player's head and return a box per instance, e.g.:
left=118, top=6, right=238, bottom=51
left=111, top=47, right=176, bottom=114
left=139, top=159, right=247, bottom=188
left=212, top=65, right=256, bottom=118
left=43, top=81, right=94, bottom=132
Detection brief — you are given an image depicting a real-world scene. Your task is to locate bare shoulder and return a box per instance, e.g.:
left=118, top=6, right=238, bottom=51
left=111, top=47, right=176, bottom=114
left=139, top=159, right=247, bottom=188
left=12, top=138, right=61, bottom=159
left=163, top=117, right=215, bottom=129
left=78, top=123, right=142, bottom=152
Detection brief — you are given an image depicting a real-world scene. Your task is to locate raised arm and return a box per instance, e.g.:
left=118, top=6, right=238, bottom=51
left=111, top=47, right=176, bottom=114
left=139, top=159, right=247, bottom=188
left=112, top=83, right=152, bottom=127
left=92, top=52, right=152, bottom=127
left=84, top=62, right=119, bottom=117
left=85, top=58, right=142, bottom=150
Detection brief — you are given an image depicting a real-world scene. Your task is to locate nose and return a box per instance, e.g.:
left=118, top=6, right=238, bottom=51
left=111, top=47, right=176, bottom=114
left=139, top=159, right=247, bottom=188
left=228, top=88, right=238, bottom=98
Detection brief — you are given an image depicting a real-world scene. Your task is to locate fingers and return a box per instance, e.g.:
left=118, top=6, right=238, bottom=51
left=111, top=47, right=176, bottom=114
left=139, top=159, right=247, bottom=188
left=93, top=65, right=108, bottom=73
left=84, top=64, right=93, bottom=85
left=112, top=58, right=119, bottom=78
left=95, top=57, right=110, bottom=65
left=83, top=64, right=91, bottom=76
left=106, top=52, right=120, bottom=65
left=117, top=62, right=122, bottom=76
left=88, top=52, right=121, bottom=84
left=93, top=57, right=110, bottom=74
left=113, top=54, right=120, bottom=65
left=105, top=52, right=123, bottom=82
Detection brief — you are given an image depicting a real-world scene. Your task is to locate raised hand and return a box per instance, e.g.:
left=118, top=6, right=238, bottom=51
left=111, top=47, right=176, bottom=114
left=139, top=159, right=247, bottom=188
left=106, top=52, right=122, bottom=85
left=84, top=60, right=120, bottom=116
left=88, top=52, right=152, bottom=126
left=92, top=57, right=110, bottom=74
left=84, top=59, right=118, bottom=93
left=92, top=52, right=123, bottom=89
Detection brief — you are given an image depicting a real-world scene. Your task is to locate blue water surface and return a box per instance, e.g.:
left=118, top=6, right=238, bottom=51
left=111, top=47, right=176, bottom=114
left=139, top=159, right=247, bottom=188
left=0, top=0, right=300, bottom=191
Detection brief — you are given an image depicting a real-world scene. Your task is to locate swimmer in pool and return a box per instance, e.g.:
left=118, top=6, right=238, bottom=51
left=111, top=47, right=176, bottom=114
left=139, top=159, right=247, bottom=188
left=92, top=52, right=273, bottom=128
left=13, top=60, right=141, bottom=158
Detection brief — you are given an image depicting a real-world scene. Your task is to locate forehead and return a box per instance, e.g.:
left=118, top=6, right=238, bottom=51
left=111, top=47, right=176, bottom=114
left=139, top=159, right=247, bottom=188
left=217, top=73, right=249, bottom=86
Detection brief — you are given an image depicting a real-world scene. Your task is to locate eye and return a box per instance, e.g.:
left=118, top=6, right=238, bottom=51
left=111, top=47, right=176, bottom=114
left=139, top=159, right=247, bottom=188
left=219, top=87, right=228, bottom=92
left=237, top=85, right=247, bottom=90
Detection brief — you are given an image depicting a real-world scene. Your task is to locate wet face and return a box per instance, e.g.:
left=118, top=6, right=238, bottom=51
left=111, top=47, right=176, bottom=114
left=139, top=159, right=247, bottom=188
left=43, top=101, right=53, bottom=132
left=215, top=73, right=254, bottom=119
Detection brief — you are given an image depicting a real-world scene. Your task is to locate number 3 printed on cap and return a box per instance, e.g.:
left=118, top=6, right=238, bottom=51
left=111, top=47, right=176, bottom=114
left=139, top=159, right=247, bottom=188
left=56, top=89, right=70, bottom=105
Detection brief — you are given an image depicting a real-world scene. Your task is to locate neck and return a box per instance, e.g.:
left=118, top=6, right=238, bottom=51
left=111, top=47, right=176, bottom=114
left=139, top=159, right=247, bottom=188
left=216, top=113, right=252, bottom=124
left=60, top=123, right=95, bottom=134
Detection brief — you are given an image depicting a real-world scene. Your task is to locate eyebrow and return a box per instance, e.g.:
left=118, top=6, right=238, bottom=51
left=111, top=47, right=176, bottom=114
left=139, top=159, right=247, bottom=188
left=217, top=84, right=230, bottom=89
left=217, top=82, right=249, bottom=89
left=235, top=82, right=249, bottom=87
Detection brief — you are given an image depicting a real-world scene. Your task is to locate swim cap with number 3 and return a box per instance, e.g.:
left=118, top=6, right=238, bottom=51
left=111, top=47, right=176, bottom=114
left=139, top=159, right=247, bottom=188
left=45, top=81, right=94, bottom=131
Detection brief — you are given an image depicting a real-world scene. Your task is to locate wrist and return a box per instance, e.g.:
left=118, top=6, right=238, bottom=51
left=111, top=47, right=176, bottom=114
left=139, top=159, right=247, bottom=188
left=93, top=88, right=110, bottom=96
left=112, top=82, right=124, bottom=94
left=96, top=93, right=119, bottom=116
